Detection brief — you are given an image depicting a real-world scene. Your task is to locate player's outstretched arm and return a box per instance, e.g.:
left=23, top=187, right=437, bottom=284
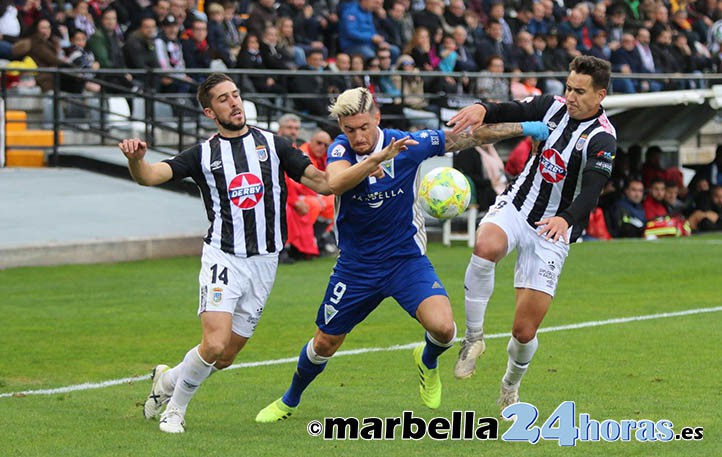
left=327, top=137, right=418, bottom=195
left=118, top=138, right=173, bottom=186
left=447, top=103, right=487, bottom=133
left=444, top=122, right=548, bottom=152
left=300, top=166, right=332, bottom=195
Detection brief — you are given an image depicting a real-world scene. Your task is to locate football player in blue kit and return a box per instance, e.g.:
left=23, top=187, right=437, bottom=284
left=256, top=87, right=550, bottom=421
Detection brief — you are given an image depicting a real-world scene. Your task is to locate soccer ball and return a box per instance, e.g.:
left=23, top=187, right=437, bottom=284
left=418, top=167, right=471, bottom=219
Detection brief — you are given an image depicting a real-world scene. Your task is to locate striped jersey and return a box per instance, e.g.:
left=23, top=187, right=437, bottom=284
left=484, top=95, right=617, bottom=230
left=163, top=127, right=311, bottom=257
left=327, top=127, right=446, bottom=263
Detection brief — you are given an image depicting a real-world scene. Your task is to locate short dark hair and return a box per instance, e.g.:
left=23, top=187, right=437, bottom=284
left=649, top=177, right=666, bottom=187
left=665, top=179, right=678, bottom=189
left=623, top=177, right=643, bottom=190
left=197, top=73, right=235, bottom=109
left=569, top=55, right=611, bottom=91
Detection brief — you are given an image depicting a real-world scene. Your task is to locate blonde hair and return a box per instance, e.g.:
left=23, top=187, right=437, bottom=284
left=207, top=2, right=224, bottom=15
left=328, top=87, right=377, bottom=118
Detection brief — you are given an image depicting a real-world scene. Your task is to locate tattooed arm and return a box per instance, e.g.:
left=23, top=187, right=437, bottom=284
left=444, top=121, right=548, bottom=153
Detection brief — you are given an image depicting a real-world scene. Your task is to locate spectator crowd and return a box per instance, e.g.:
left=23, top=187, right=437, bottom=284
left=1, top=0, right=721, bottom=254
left=3, top=0, right=722, bottom=120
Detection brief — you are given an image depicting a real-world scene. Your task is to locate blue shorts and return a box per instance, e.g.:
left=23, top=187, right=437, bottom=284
left=315, top=255, right=448, bottom=335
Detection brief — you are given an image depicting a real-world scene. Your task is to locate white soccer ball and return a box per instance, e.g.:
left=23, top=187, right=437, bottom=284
left=418, top=166, right=471, bottom=219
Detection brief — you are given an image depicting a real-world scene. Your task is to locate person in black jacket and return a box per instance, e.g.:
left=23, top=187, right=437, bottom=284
left=182, top=18, right=213, bottom=82
left=291, top=49, right=328, bottom=116
left=235, top=32, right=284, bottom=94
left=123, top=16, right=161, bottom=88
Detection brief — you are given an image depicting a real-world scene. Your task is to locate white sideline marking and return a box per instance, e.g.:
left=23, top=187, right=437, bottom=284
left=2, top=305, right=721, bottom=399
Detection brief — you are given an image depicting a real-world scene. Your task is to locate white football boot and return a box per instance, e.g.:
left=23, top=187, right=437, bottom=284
left=453, top=337, right=486, bottom=379
left=143, top=364, right=171, bottom=420
left=159, top=407, right=186, bottom=433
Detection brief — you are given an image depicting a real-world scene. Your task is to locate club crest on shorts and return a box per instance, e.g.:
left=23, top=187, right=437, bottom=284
left=324, top=304, right=338, bottom=324
left=211, top=287, right=223, bottom=305
left=256, top=145, right=268, bottom=161
left=228, top=172, right=264, bottom=209
left=539, top=148, right=567, bottom=183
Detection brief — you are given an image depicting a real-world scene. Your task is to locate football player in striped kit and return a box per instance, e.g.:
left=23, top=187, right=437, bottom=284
left=449, top=56, right=617, bottom=413
left=119, top=73, right=330, bottom=433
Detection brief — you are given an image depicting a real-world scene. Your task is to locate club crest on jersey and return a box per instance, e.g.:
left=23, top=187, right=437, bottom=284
left=228, top=172, right=264, bottom=209
left=539, top=148, right=567, bottom=183
left=381, top=159, right=395, bottom=178
left=256, top=145, right=268, bottom=161
left=575, top=134, right=588, bottom=151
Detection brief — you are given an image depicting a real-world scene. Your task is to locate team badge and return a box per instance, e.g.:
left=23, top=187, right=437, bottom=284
left=256, top=145, right=268, bottom=161
left=324, top=304, right=338, bottom=324
left=575, top=134, right=587, bottom=151
left=381, top=159, right=395, bottom=178
left=539, top=148, right=567, bottom=183
left=228, top=172, right=264, bottom=209
left=211, top=287, right=223, bottom=305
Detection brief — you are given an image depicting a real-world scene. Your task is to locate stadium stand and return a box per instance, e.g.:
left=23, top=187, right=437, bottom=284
left=1, top=0, right=722, bottom=265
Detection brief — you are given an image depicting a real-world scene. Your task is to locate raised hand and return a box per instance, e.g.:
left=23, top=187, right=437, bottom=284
left=373, top=136, right=419, bottom=162
left=118, top=138, right=148, bottom=161
left=447, top=104, right=487, bottom=133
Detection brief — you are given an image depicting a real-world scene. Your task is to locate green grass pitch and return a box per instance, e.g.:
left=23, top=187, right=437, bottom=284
left=1, top=235, right=720, bottom=456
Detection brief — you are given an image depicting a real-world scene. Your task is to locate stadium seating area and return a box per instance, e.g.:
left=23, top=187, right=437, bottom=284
left=1, top=0, right=721, bottom=264
left=1, top=0, right=722, bottom=121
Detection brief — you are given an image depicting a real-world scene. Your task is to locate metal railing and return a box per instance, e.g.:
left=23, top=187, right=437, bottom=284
left=2, top=67, right=721, bottom=164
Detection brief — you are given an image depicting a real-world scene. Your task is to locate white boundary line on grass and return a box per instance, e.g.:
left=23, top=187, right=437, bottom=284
left=2, top=305, right=721, bottom=399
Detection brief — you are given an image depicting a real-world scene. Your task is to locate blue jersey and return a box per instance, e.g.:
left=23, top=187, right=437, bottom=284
left=327, top=127, right=446, bottom=263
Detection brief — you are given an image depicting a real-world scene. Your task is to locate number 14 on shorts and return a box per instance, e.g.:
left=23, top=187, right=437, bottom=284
left=501, top=401, right=703, bottom=445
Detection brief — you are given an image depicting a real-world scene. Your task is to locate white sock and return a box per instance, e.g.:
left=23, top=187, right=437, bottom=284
left=502, top=336, right=539, bottom=387
left=464, top=254, right=496, bottom=339
left=306, top=338, right=331, bottom=365
left=166, top=346, right=215, bottom=413
left=162, top=351, right=221, bottom=393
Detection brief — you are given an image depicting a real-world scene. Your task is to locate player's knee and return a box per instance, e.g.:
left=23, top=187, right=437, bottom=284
left=313, top=333, right=342, bottom=357
left=434, top=321, right=456, bottom=344
left=473, top=241, right=504, bottom=263
left=200, top=339, right=230, bottom=362
left=511, top=326, right=536, bottom=344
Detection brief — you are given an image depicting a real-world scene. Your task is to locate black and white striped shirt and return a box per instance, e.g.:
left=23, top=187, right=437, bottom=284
left=163, top=127, right=311, bottom=257
left=483, top=95, right=617, bottom=232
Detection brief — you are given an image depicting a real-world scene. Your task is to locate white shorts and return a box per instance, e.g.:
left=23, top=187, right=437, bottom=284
left=480, top=196, right=570, bottom=297
left=198, top=243, right=278, bottom=337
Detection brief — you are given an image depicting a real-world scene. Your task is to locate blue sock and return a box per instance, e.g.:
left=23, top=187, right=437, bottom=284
left=282, top=342, right=328, bottom=407
left=421, top=332, right=453, bottom=369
